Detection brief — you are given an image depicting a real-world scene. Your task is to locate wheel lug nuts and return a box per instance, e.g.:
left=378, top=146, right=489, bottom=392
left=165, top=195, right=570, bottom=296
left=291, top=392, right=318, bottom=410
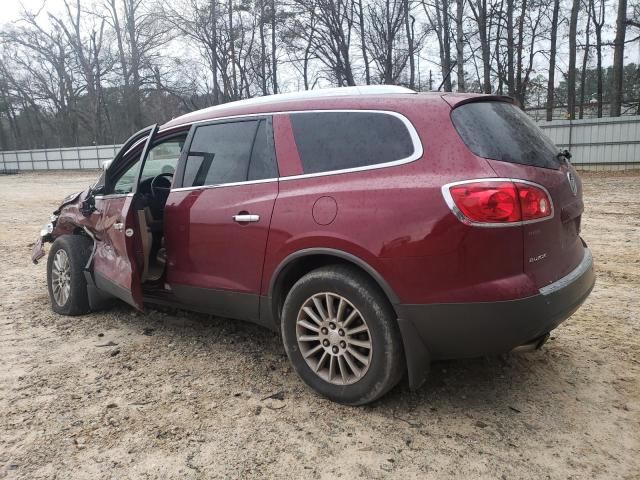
left=340, top=341, right=346, bottom=348
left=338, top=329, right=345, bottom=336
left=332, top=346, right=339, bottom=354
left=329, top=323, right=336, bottom=329
left=323, top=339, right=330, bottom=347
left=321, top=327, right=328, bottom=335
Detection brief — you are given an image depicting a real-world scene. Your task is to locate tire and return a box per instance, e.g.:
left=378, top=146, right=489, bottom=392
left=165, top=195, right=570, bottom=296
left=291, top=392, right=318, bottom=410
left=281, top=264, right=404, bottom=405
left=47, top=235, right=92, bottom=316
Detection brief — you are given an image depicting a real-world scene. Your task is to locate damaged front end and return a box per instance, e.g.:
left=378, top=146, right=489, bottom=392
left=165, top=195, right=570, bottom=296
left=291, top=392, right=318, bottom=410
left=31, top=190, right=91, bottom=264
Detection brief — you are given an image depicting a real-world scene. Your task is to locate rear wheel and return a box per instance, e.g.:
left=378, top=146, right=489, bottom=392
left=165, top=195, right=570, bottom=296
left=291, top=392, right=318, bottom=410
left=47, top=235, right=92, bottom=316
left=281, top=265, right=404, bottom=405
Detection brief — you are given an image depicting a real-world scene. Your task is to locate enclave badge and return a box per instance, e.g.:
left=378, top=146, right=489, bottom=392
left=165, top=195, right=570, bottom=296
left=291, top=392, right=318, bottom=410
left=567, top=171, right=578, bottom=196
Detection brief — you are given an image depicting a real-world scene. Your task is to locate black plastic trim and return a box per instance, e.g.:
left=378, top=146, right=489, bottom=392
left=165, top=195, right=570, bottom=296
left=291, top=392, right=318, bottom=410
left=94, top=271, right=136, bottom=307
left=171, top=284, right=261, bottom=323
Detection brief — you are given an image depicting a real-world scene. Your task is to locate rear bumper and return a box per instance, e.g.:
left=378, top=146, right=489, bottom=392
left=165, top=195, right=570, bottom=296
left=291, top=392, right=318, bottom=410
left=396, top=246, right=595, bottom=388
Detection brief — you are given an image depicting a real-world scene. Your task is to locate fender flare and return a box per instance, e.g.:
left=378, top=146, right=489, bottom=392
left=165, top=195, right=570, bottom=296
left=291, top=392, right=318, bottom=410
left=268, top=247, right=400, bottom=305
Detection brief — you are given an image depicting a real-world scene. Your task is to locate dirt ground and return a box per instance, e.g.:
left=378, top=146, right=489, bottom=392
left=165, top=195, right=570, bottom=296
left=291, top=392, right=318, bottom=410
left=0, top=170, right=638, bottom=479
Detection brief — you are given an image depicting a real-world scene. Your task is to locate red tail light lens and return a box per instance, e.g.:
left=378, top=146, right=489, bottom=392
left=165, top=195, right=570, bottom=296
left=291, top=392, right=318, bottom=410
left=444, top=180, right=553, bottom=225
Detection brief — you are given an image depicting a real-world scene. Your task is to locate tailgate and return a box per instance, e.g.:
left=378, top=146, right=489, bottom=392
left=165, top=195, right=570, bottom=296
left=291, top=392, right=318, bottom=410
left=450, top=99, right=586, bottom=288
left=487, top=159, right=585, bottom=288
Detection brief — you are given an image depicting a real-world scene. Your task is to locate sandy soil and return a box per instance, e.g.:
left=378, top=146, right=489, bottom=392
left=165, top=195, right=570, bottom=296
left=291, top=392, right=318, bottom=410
left=0, top=170, right=638, bottom=479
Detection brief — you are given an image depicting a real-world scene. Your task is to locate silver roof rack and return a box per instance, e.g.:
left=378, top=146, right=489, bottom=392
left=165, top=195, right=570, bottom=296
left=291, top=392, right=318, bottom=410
left=184, top=85, right=416, bottom=118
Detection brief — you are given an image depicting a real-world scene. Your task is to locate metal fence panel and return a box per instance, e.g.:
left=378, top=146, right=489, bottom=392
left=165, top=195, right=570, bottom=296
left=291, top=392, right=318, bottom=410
left=537, top=115, right=640, bottom=168
left=2, top=116, right=640, bottom=172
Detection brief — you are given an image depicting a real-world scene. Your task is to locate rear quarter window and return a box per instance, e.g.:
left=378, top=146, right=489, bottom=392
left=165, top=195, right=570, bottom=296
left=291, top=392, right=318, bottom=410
left=289, top=111, right=416, bottom=174
left=451, top=101, right=560, bottom=169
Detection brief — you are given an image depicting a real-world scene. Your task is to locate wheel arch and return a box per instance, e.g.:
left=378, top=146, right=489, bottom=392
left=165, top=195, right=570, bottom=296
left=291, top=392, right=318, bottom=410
left=268, top=248, right=400, bottom=324
left=267, top=248, right=431, bottom=391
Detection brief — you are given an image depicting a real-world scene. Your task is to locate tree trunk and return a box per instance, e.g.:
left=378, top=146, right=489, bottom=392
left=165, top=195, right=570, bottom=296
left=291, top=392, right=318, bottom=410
left=567, top=0, right=580, bottom=119
left=404, top=0, right=415, bottom=88
left=546, top=0, right=559, bottom=120
left=506, top=0, right=515, bottom=96
left=579, top=11, right=591, bottom=119
left=271, top=0, right=278, bottom=94
left=610, top=0, right=627, bottom=116
left=259, top=0, right=268, bottom=95
left=515, top=0, right=527, bottom=104
left=455, top=0, right=465, bottom=91
left=229, top=0, right=238, bottom=100
left=358, top=0, right=370, bottom=85
left=211, top=0, right=220, bottom=104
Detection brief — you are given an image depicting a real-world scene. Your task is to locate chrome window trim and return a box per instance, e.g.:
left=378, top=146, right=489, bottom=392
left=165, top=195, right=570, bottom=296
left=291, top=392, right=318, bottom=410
left=94, top=193, right=135, bottom=200
left=171, top=177, right=279, bottom=192
left=167, top=109, right=423, bottom=191
left=440, top=178, right=555, bottom=228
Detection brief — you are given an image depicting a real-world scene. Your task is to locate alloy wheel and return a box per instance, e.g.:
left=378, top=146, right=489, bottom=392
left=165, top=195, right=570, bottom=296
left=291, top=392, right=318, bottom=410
left=51, top=249, right=71, bottom=306
left=296, top=292, right=373, bottom=385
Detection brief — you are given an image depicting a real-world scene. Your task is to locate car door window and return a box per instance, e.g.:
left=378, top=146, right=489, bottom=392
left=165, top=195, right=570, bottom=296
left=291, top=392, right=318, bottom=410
left=139, top=138, right=185, bottom=181
left=182, top=119, right=276, bottom=187
left=112, top=153, right=143, bottom=194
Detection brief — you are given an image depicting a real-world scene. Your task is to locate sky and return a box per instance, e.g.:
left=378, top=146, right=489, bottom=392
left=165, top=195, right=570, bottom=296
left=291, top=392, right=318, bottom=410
left=1, top=0, right=636, bottom=95
left=0, top=0, right=64, bottom=24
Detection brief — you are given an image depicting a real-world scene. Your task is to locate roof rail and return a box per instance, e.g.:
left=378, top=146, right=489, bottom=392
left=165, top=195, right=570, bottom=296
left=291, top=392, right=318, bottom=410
left=186, top=85, right=416, bottom=118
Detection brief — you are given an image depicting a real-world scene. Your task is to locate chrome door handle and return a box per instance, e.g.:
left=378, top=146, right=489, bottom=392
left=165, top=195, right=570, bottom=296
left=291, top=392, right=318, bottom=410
left=113, top=222, right=124, bottom=231
left=232, top=214, right=260, bottom=223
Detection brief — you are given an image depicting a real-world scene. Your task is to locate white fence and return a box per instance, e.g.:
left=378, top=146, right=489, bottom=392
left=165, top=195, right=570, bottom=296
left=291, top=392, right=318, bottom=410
left=2, top=115, right=640, bottom=172
left=0, top=144, right=122, bottom=171
left=537, top=115, right=640, bottom=170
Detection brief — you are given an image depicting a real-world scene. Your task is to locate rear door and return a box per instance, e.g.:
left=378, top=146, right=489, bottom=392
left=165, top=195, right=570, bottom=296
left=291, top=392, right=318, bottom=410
left=450, top=101, right=585, bottom=288
left=164, top=117, right=279, bottom=322
left=92, top=125, right=158, bottom=309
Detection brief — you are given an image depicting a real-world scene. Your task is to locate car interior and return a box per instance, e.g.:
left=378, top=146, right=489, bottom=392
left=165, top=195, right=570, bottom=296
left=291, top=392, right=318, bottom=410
left=110, top=132, right=188, bottom=284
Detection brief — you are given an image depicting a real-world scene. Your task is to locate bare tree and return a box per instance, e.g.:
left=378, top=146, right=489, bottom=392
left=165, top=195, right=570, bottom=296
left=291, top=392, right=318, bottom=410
left=567, top=0, right=580, bottom=119
left=589, top=0, right=605, bottom=117
left=579, top=1, right=591, bottom=119
left=468, top=0, right=492, bottom=93
left=611, top=0, right=628, bottom=116
left=365, top=0, right=408, bottom=83
left=545, top=0, right=560, bottom=119
left=455, top=0, right=465, bottom=91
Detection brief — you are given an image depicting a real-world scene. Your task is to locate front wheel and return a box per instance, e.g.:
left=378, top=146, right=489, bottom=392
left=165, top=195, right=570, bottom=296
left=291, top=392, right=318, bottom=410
left=281, top=265, right=404, bottom=405
left=47, top=235, right=92, bottom=316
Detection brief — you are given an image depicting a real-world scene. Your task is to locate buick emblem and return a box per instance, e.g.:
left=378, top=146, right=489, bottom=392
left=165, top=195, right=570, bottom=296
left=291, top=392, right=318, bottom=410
left=567, top=171, right=578, bottom=196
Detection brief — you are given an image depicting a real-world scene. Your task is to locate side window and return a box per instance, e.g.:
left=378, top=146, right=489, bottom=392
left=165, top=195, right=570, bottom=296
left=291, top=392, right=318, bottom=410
left=112, top=153, right=143, bottom=194
left=139, top=137, right=186, bottom=181
left=248, top=120, right=278, bottom=180
left=289, top=111, right=415, bottom=174
left=183, top=120, right=259, bottom=187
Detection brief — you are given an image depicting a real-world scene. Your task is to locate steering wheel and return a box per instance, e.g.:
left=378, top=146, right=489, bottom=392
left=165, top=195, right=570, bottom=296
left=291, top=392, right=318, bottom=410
left=150, top=173, right=173, bottom=199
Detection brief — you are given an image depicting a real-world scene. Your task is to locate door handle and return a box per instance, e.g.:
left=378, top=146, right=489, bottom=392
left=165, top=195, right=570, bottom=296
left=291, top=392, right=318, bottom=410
left=232, top=214, right=260, bottom=223
left=113, top=222, right=124, bottom=231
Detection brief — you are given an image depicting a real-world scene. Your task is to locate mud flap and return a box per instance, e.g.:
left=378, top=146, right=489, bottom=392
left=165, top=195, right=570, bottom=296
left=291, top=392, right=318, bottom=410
left=396, top=316, right=431, bottom=390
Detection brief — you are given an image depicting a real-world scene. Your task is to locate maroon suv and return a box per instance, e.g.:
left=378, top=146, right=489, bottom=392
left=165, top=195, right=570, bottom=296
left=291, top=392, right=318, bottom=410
left=32, top=86, right=595, bottom=405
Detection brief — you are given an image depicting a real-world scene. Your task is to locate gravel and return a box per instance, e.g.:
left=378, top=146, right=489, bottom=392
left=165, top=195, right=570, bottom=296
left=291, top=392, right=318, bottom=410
left=0, top=170, right=638, bottom=479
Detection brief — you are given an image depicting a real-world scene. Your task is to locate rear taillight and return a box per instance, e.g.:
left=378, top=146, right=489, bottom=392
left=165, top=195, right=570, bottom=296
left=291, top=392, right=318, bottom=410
left=442, top=179, right=553, bottom=226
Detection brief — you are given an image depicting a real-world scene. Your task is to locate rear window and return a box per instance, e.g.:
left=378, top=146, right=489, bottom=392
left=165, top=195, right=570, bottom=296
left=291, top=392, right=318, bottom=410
left=290, top=111, right=415, bottom=174
left=451, top=101, right=560, bottom=169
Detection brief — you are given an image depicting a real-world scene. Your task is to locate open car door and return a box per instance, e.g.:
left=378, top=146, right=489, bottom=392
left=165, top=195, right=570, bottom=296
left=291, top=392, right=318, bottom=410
left=91, top=124, right=159, bottom=310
